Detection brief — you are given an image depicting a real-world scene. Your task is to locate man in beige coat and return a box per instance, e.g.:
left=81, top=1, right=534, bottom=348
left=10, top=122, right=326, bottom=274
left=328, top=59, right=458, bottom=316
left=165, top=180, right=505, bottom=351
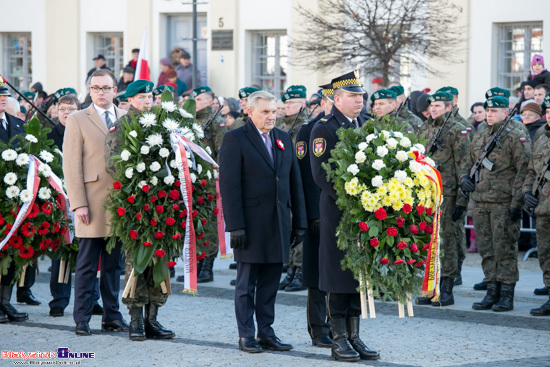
left=63, top=69, right=128, bottom=336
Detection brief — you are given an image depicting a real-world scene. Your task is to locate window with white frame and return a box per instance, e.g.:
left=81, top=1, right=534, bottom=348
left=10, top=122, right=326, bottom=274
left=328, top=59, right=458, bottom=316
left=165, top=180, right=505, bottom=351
left=2, top=33, right=32, bottom=91
left=93, top=33, right=124, bottom=78
left=252, top=31, right=288, bottom=98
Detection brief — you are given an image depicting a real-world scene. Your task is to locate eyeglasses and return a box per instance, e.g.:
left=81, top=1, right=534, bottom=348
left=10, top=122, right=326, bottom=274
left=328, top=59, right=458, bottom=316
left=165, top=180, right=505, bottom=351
left=90, top=86, right=114, bottom=93
left=58, top=107, right=78, bottom=112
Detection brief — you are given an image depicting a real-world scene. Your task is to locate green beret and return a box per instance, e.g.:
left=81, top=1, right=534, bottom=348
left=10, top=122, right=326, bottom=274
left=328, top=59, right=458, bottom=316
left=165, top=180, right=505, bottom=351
left=389, top=85, right=405, bottom=96
left=18, top=91, right=35, bottom=101
left=20, top=106, right=27, bottom=114
left=437, top=86, right=459, bottom=96
left=428, top=92, right=454, bottom=103
left=370, top=89, right=396, bottom=102
left=238, top=87, right=260, bottom=99
left=484, top=96, right=509, bottom=109
left=153, top=85, right=173, bottom=96
left=52, top=88, right=77, bottom=103
left=115, top=90, right=128, bottom=104
left=485, top=87, right=510, bottom=99
left=281, top=85, right=307, bottom=102
left=125, top=80, right=154, bottom=98
left=191, top=86, right=213, bottom=98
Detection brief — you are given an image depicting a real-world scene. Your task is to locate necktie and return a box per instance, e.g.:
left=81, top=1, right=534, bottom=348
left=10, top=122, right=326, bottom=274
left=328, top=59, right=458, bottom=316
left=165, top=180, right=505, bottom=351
left=1, top=119, right=7, bottom=131
left=262, top=133, right=274, bottom=164
left=105, top=111, right=113, bottom=129
left=352, top=119, right=358, bottom=128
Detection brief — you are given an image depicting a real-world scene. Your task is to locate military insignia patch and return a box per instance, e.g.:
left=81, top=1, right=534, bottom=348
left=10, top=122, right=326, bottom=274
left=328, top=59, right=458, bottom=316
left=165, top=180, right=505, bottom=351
left=487, top=100, right=493, bottom=107
left=461, top=131, right=467, bottom=135
left=520, top=137, right=527, bottom=142
left=313, top=138, right=326, bottom=157
left=296, top=141, right=307, bottom=159
left=146, top=84, right=151, bottom=92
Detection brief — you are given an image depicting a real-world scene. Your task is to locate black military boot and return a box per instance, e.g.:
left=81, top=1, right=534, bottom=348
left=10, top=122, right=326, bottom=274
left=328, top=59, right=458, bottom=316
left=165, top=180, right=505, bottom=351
left=0, top=285, right=28, bottom=321
left=473, top=281, right=487, bottom=290
left=454, top=260, right=463, bottom=286
left=285, top=268, right=306, bottom=292
left=128, top=306, right=146, bottom=341
left=472, top=281, right=500, bottom=310
left=492, top=283, right=515, bottom=312
left=415, top=295, right=433, bottom=305
left=347, top=316, right=380, bottom=360
left=145, top=303, right=175, bottom=339
left=534, top=287, right=549, bottom=295
left=278, top=267, right=295, bottom=291
left=330, top=318, right=360, bottom=362
left=530, top=297, right=550, bottom=316
left=432, top=277, right=454, bottom=307
left=197, top=258, right=214, bottom=283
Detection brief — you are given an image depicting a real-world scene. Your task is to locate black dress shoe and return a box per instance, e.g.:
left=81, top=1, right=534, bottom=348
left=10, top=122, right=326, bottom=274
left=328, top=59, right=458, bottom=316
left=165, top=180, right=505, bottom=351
left=102, top=319, right=130, bottom=332
left=229, top=262, right=237, bottom=270
left=239, top=337, right=262, bottom=353
left=75, top=322, right=92, bottom=336
left=92, top=303, right=103, bottom=315
left=49, top=307, right=64, bottom=317
left=176, top=275, right=185, bottom=283
left=230, top=279, right=236, bottom=286
left=17, top=294, right=41, bottom=306
left=257, top=335, right=293, bottom=351
left=312, top=333, right=332, bottom=348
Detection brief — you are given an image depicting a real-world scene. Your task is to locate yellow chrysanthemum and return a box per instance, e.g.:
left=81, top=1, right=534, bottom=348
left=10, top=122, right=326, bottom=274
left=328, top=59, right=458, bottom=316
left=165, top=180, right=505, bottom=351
left=416, top=190, right=426, bottom=201
left=349, top=177, right=359, bottom=188
left=392, top=201, right=404, bottom=211
left=364, top=203, right=375, bottom=212
left=389, top=191, right=401, bottom=203
left=404, top=195, right=414, bottom=206
left=403, top=177, right=414, bottom=187
left=377, top=185, right=388, bottom=196
left=381, top=195, right=392, bottom=207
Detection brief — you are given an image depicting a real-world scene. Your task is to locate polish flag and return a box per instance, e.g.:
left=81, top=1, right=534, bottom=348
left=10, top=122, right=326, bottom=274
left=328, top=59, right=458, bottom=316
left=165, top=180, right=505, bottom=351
left=135, top=28, right=150, bottom=81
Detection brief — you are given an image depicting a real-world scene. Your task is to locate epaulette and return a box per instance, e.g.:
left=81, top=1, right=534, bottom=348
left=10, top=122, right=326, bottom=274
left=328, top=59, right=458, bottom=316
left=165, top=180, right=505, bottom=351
left=319, top=114, right=333, bottom=123
left=303, top=122, right=309, bottom=126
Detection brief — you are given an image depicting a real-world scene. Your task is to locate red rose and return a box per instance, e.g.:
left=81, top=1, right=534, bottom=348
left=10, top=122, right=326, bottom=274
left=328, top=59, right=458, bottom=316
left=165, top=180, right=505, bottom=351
left=410, top=225, right=419, bottom=234
left=28, top=203, right=39, bottom=219
left=380, top=258, right=389, bottom=265
left=182, top=209, right=188, bottom=217
left=396, top=217, right=405, bottom=228
left=197, top=196, right=204, bottom=205
left=129, top=230, right=139, bottom=239
left=192, top=210, right=198, bottom=218
left=19, top=245, right=34, bottom=259
left=136, top=212, right=142, bottom=220
left=142, top=185, right=150, bottom=193
left=155, top=205, right=164, bottom=214
left=386, top=227, right=398, bottom=237
left=207, top=195, right=214, bottom=201
left=155, top=249, right=166, bottom=257
left=166, top=260, right=177, bottom=267
left=154, top=231, right=165, bottom=239
left=374, top=208, right=387, bottom=220
left=426, top=208, right=432, bottom=216
left=169, top=190, right=180, bottom=200
left=203, top=242, right=210, bottom=247
left=212, top=208, right=219, bottom=215
left=411, top=243, right=419, bottom=252
left=117, top=207, right=126, bottom=216
left=172, top=234, right=181, bottom=240
left=180, top=221, right=187, bottom=229
left=422, top=243, right=430, bottom=251
left=174, top=180, right=181, bottom=187
left=150, top=219, right=158, bottom=226
left=38, top=222, right=50, bottom=235
left=419, top=221, right=427, bottom=231
left=150, top=196, right=157, bottom=203
left=417, top=205, right=425, bottom=215
left=197, top=233, right=205, bottom=240
left=370, top=238, right=379, bottom=247
left=179, top=211, right=186, bottom=218
left=426, top=225, right=433, bottom=234
left=166, top=217, right=176, bottom=226
left=201, top=218, right=208, bottom=226
left=197, top=252, right=206, bottom=260
left=143, top=241, right=152, bottom=247
left=8, top=235, right=23, bottom=249
left=144, top=204, right=150, bottom=211
left=127, top=195, right=135, bottom=204
left=415, top=260, right=425, bottom=267
left=407, top=259, right=417, bottom=264
left=402, top=203, right=412, bottom=214
left=358, top=222, right=369, bottom=232
left=172, top=204, right=179, bottom=211
left=394, top=259, right=405, bottom=265
left=158, top=190, right=167, bottom=198
left=396, top=241, right=407, bottom=250
left=200, top=179, right=207, bottom=187
left=113, top=181, right=122, bottom=190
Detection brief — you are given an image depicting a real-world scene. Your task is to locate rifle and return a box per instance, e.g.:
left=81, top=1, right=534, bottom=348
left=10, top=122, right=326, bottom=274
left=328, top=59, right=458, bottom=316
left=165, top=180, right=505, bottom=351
left=525, top=154, right=550, bottom=217
left=203, top=103, right=224, bottom=140
left=396, top=96, right=410, bottom=116
left=307, top=104, right=319, bottom=119
left=425, top=108, right=457, bottom=154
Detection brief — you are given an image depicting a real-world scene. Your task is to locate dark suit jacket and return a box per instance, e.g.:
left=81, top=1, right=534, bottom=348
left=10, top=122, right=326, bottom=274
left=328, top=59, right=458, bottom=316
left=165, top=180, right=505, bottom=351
left=219, top=118, right=306, bottom=264
left=47, top=122, right=65, bottom=151
left=0, top=113, right=25, bottom=147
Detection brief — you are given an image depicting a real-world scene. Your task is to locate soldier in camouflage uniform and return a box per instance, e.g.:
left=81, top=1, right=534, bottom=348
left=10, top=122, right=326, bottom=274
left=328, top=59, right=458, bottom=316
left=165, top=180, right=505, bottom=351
left=523, top=129, right=550, bottom=316
left=370, top=89, right=415, bottom=133
left=460, top=96, right=531, bottom=313
left=414, top=92, right=470, bottom=307
left=232, top=87, right=260, bottom=130
left=390, top=85, right=424, bottom=132
left=105, top=80, right=175, bottom=341
left=532, top=94, right=550, bottom=145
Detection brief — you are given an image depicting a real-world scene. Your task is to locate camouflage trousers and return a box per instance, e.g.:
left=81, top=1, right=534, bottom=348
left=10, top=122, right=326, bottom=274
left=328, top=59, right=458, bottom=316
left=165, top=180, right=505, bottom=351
left=122, top=251, right=168, bottom=308
left=440, top=195, right=458, bottom=278
left=287, top=242, right=303, bottom=270
left=472, top=202, right=520, bottom=283
left=536, top=215, right=550, bottom=288
left=455, top=210, right=467, bottom=263
left=204, top=234, right=219, bottom=260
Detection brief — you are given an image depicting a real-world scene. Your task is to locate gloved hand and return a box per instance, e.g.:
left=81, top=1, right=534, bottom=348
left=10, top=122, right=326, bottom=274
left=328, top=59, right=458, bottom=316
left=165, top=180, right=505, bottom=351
left=290, top=228, right=306, bottom=248
left=230, top=229, right=247, bottom=250
left=460, top=176, right=475, bottom=193
left=452, top=205, right=467, bottom=221
left=509, top=207, right=522, bottom=222
left=524, top=192, right=539, bottom=208
left=309, top=219, right=321, bottom=237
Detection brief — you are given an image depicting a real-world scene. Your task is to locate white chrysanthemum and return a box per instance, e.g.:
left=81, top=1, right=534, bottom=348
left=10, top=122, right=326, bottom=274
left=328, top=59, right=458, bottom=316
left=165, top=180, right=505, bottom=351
left=38, top=187, right=52, bottom=200
left=185, top=150, right=191, bottom=158
left=394, top=170, right=408, bottom=182
left=376, top=146, right=388, bottom=158
left=413, top=144, right=425, bottom=154
left=205, top=146, right=212, bottom=155
left=197, top=164, right=203, bottom=174
left=170, top=159, right=177, bottom=168
left=16, top=153, right=30, bottom=166
left=206, top=170, right=212, bottom=180
left=386, top=138, right=398, bottom=149
left=372, top=159, right=386, bottom=171
left=159, top=148, right=170, bottom=158
left=164, top=175, right=175, bottom=185
left=125, top=167, right=134, bottom=179
left=187, top=159, right=194, bottom=168
left=179, top=108, right=194, bottom=119
left=39, top=150, right=54, bottom=163
left=20, top=189, right=33, bottom=203
left=163, top=118, right=180, bottom=132
left=140, top=145, right=150, bottom=155
left=161, top=101, right=177, bottom=112
left=4, top=172, right=17, bottom=185
left=393, top=131, right=404, bottom=138
left=6, top=185, right=20, bottom=199
left=2, top=149, right=17, bottom=161
left=396, top=150, right=409, bottom=162
left=425, top=157, right=436, bottom=167
left=136, top=162, right=146, bottom=173
left=366, top=134, right=376, bottom=143
left=399, top=137, right=412, bottom=148
left=146, top=134, right=163, bottom=147
left=120, top=150, right=131, bottom=161
left=381, top=130, right=390, bottom=139
left=151, top=176, right=158, bottom=185
left=190, top=173, right=197, bottom=183
left=409, top=160, right=422, bottom=173
left=150, top=162, right=161, bottom=172
left=25, top=134, right=38, bottom=143
left=138, top=180, right=147, bottom=189
left=193, top=123, right=205, bottom=139
left=38, top=163, right=52, bottom=177
left=180, top=126, right=194, bottom=140
left=355, top=151, right=367, bottom=164
left=358, top=142, right=368, bottom=151
left=372, top=175, right=384, bottom=187
left=139, top=113, right=157, bottom=128
left=347, top=164, right=360, bottom=176
left=129, top=130, right=138, bottom=138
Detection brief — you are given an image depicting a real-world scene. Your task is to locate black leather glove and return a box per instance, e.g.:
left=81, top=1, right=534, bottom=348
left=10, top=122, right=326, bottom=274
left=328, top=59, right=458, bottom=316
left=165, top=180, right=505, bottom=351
left=460, top=176, right=475, bottom=193
left=524, top=192, right=539, bottom=208
left=290, top=228, right=306, bottom=248
left=452, top=205, right=467, bottom=222
left=509, top=207, right=522, bottom=222
left=309, top=219, right=321, bottom=237
left=230, top=229, right=247, bottom=250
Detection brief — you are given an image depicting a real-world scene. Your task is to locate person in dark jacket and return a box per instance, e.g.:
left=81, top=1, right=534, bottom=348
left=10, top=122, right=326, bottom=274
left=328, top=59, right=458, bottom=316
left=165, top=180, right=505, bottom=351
left=528, top=54, right=550, bottom=85
left=521, top=101, right=546, bottom=142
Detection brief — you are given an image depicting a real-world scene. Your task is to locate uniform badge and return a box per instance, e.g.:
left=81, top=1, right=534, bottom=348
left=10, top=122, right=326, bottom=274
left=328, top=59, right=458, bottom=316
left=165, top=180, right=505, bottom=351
left=276, top=139, right=285, bottom=150
left=461, top=131, right=467, bottom=135
left=466, top=127, right=472, bottom=132
left=109, top=126, right=116, bottom=133
left=487, top=100, right=493, bottom=107
left=296, top=141, right=307, bottom=159
left=313, top=138, right=326, bottom=157
left=520, top=137, right=527, bottom=142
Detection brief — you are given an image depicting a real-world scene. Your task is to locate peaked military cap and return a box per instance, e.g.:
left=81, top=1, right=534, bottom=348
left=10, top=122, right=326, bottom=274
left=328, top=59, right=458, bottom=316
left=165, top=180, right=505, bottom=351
left=428, top=92, right=454, bottom=103
left=437, top=86, right=459, bottom=96
left=331, top=70, right=364, bottom=94
left=18, top=91, right=35, bottom=101
left=281, top=85, right=307, bottom=102
left=389, top=85, right=405, bottom=96
left=238, top=87, right=260, bottom=99
left=191, top=85, right=213, bottom=98
left=484, top=96, right=509, bottom=109
left=124, top=80, right=154, bottom=98
left=153, top=85, right=174, bottom=96
left=0, top=78, right=10, bottom=96
left=319, top=83, right=334, bottom=102
left=370, top=89, right=397, bottom=102
left=485, top=87, right=510, bottom=99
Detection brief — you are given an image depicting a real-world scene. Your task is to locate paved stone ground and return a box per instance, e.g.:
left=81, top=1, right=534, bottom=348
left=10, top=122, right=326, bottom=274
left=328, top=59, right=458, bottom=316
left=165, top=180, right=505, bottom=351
left=2, top=253, right=550, bottom=367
